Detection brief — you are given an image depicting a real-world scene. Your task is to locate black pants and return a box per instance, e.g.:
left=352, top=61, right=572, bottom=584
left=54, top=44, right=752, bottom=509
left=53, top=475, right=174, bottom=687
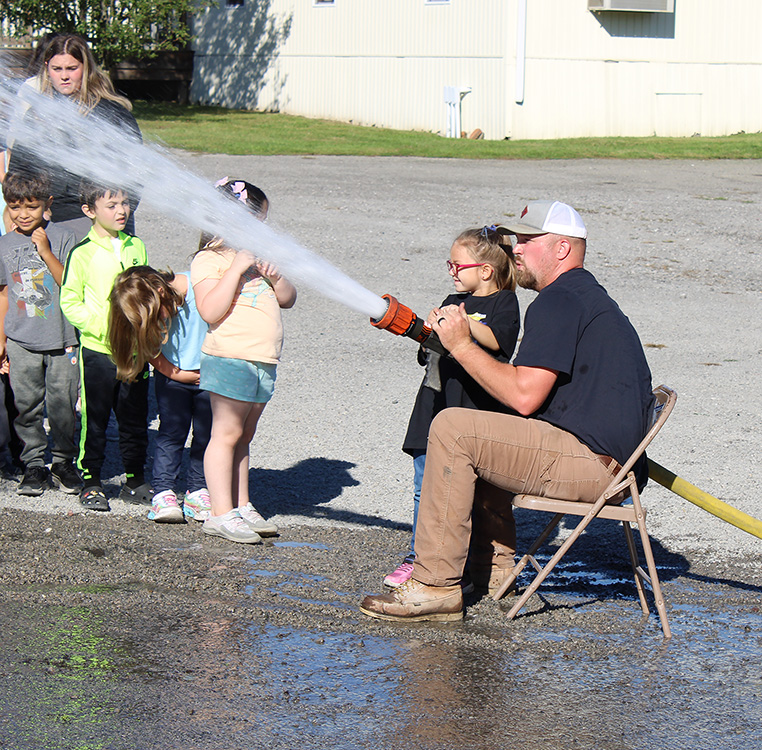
left=78, top=347, right=149, bottom=481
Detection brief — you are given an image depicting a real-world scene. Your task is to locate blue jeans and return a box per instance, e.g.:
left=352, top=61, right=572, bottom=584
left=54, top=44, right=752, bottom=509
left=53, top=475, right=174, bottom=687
left=408, top=450, right=427, bottom=559
left=153, top=372, right=212, bottom=494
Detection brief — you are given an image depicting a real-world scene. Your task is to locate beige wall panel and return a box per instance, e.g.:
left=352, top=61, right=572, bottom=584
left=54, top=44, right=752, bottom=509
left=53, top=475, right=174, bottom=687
left=275, top=0, right=508, bottom=58
left=262, top=56, right=508, bottom=137
left=191, top=0, right=762, bottom=140
left=510, top=56, right=762, bottom=139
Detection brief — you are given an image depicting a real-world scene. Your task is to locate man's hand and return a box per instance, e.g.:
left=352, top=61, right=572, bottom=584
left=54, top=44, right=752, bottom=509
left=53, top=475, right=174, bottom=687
left=431, top=303, right=474, bottom=357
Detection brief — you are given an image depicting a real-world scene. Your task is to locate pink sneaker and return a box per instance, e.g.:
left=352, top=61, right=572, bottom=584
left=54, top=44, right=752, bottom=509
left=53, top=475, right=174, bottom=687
left=383, top=561, right=414, bottom=589
left=147, top=490, right=184, bottom=523
left=183, top=488, right=211, bottom=521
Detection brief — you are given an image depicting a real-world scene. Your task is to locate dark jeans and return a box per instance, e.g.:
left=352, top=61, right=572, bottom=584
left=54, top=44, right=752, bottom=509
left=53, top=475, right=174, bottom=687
left=78, top=347, right=149, bottom=480
left=153, top=372, right=211, bottom=494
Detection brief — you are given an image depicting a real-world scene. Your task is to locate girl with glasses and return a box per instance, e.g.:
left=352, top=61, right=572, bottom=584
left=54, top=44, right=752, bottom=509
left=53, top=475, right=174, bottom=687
left=383, top=226, right=521, bottom=590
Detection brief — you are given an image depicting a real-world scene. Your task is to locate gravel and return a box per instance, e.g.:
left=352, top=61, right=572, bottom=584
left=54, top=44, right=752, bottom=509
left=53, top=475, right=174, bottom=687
left=2, top=155, right=760, bottom=563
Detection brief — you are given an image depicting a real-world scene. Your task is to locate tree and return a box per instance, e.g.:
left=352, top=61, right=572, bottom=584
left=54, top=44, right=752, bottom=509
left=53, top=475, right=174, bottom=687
left=0, top=0, right=210, bottom=69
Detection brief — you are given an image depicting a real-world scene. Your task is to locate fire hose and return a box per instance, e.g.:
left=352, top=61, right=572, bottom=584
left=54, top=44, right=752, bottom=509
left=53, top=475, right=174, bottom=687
left=648, top=460, right=762, bottom=540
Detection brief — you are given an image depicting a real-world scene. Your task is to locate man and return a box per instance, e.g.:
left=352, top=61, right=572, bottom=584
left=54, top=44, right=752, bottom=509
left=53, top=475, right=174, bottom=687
left=360, top=200, right=654, bottom=622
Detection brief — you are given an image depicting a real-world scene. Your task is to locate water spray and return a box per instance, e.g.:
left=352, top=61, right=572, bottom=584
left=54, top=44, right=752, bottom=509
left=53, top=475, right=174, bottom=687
left=0, top=67, right=388, bottom=320
left=369, top=294, right=447, bottom=355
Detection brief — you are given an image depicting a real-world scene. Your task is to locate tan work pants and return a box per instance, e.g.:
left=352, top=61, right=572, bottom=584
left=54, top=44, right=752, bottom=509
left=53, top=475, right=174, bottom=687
left=412, top=408, right=619, bottom=587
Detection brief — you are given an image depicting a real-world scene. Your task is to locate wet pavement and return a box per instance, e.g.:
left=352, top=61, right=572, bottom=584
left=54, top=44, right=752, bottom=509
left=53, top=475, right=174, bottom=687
left=1, top=509, right=760, bottom=750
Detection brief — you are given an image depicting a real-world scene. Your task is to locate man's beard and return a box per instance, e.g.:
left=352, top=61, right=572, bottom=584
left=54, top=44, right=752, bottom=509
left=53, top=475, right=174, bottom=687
left=516, top=268, right=539, bottom=291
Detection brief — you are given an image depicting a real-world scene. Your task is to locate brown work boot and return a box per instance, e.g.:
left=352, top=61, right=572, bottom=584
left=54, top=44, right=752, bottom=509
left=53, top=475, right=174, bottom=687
left=470, top=567, right=517, bottom=599
left=359, top=579, right=463, bottom=622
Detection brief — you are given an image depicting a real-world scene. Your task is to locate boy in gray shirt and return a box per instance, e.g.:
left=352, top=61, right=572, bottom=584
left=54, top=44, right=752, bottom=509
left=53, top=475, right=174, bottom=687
left=0, top=170, right=82, bottom=496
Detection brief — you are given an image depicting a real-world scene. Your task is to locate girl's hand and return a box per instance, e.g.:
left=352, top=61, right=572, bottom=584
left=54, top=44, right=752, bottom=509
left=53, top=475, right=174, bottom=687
left=230, top=250, right=257, bottom=275
left=427, top=303, right=459, bottom=326
left=172, top=368, right=201, bottom=386
left=255, top=260, right=281, bottom=282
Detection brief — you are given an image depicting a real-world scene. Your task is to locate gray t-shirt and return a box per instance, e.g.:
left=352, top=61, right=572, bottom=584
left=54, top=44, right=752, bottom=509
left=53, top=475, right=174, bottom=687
left=0, top=222, right=78, bottom=351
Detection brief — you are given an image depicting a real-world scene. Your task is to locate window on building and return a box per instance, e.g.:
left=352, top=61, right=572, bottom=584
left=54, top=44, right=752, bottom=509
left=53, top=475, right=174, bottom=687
left=425, top=0, right=451, bottom=5
left=314, top=0, right=335, bottom=6
left=226, top=0, right=244, bottom=7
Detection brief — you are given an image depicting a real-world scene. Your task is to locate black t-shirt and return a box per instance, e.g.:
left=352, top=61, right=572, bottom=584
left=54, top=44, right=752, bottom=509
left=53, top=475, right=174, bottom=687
left=402, top=289, right=520, bottom=454
left=8, top=97, right=142, bottom=222
left=514, top=268, right=653, bottom=483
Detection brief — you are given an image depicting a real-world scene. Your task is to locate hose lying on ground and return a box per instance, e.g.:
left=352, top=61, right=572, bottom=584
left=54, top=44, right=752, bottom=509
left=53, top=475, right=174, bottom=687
left=648, top=459, right=762, bottom=541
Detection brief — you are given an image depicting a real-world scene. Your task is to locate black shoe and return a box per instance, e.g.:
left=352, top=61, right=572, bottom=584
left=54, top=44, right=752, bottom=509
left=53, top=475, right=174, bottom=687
left=80, top=485, right=111, bottom=512
left=119, top=481, right=153, bottom=505
left=51, top=461, right=83, bottom=494
left=17, top=466, right=53, bottom=497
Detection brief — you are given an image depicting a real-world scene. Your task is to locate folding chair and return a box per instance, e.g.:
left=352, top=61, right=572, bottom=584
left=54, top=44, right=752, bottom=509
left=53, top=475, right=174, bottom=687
left=492, top=384, right=677, bottom=639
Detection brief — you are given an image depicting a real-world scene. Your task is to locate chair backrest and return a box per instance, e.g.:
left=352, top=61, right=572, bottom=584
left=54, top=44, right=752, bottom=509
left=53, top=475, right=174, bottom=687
left=608, top=384, right=677, bottom=488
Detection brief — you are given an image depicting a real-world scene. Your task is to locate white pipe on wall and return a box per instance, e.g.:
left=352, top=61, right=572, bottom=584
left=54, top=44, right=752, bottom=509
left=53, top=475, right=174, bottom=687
left=515, top=0, right=527, bottom=104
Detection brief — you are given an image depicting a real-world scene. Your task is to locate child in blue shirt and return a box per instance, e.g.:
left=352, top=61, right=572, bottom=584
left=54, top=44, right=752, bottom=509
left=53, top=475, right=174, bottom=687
left=109, top=266, right=212, bottom=523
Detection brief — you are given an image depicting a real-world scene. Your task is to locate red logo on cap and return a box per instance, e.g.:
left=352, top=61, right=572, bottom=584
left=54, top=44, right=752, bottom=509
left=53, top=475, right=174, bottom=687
left=520, top=206, right=528, bottom=218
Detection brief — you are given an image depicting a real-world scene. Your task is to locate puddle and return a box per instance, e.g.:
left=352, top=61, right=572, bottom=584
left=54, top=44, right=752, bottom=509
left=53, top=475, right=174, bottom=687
left=231, top=604, right=762, bottom=750
left=272, top=541, right=331, bottom=550
left=2, top=549, right=760, bottom=749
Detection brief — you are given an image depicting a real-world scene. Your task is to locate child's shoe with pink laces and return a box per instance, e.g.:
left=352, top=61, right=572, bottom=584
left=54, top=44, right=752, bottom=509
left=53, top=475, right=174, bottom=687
left=383, top=560, right=415, bottom=588
left=183, top=488, right=211, bottom=521
left=148, top=490, right=184, bottom=523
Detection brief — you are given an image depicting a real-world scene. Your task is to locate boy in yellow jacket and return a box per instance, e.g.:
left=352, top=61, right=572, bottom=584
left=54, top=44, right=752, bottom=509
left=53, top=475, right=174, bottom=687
left=60, top=180, right=150, bottom=511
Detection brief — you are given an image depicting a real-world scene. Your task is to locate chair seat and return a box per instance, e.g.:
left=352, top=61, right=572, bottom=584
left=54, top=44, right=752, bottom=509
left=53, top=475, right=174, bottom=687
left=513, top=494, right=643, bottom=523
left=492, top=384, right=677, bottom=639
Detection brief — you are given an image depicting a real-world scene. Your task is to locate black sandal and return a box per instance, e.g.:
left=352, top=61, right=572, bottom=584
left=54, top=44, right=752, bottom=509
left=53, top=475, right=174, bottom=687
left=80, top=486, right=110, bottom=512
left=119, top=482, right=153, bottom=505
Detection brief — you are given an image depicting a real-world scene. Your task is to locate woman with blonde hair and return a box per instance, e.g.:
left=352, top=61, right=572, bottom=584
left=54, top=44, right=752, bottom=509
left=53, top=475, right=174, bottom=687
left=9, top=33, right=142, bottom=239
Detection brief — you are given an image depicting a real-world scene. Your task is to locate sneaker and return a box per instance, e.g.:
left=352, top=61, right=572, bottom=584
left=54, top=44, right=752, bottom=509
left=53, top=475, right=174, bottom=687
left=360, top=579, right=463, bottom=623
left=383, top=561, right=414, bottom=588
left=238, top=502, right=278, bottom=536
left=50, top=461, right=83, bottom=494
left=203, top=510, right=262, bottom=544
left=147, top=490, right=184, bottom=523
left=17, top=465, right=53, bottom=496
left=183, top=488, right=211, bottom=522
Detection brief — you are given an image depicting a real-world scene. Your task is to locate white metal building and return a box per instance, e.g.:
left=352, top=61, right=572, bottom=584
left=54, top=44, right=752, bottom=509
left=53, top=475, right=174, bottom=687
left=190, top=0, right=762, bottom=140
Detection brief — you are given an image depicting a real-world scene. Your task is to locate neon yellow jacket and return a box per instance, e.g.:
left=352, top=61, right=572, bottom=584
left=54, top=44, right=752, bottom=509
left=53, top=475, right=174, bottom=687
left=60, top=227, right=147, bottom=354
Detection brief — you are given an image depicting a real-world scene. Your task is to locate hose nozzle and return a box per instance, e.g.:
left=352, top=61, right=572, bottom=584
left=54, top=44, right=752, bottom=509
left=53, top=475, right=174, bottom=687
left=370, top=294, right=445, bottom=354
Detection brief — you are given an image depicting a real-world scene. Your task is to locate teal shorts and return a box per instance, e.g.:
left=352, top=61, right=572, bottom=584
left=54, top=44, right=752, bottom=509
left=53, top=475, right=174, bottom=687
left=200, top=353, right=277, bottom=403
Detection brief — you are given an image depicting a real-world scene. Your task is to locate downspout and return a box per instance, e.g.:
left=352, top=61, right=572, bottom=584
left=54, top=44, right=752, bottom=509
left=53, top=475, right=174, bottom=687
left=515, top=0, right=527, bottom=104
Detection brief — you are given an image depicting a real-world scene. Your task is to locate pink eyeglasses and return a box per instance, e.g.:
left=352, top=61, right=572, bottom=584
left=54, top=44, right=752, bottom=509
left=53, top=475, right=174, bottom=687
left=447, top=260, right=484, bottom=276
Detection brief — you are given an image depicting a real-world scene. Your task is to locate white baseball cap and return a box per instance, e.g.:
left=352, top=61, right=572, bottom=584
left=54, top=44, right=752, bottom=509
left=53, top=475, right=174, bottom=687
left=500, top=200, right=587, bottom=239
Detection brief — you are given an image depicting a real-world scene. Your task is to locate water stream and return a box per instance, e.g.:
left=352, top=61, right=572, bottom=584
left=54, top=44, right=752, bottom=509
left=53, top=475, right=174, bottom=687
left=0, top=69, right=387, bottom=320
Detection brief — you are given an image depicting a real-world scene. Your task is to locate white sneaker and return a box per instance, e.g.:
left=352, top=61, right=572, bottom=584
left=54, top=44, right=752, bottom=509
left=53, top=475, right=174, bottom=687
left=183, top=487, right=211, bottom=521
left=238, top=502, right=279, bottom=536
left=147, top=490, right=184, bottom=523
left=203, top=509, right=262, bottom=544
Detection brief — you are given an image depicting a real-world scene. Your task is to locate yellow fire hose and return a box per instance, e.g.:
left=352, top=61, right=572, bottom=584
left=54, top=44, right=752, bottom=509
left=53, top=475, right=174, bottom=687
left=648, top=459, right=762, bottom=541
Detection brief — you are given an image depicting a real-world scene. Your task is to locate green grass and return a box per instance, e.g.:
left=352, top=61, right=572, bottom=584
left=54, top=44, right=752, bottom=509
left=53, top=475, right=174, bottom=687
left=134, top=101, right=762, bottom=159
